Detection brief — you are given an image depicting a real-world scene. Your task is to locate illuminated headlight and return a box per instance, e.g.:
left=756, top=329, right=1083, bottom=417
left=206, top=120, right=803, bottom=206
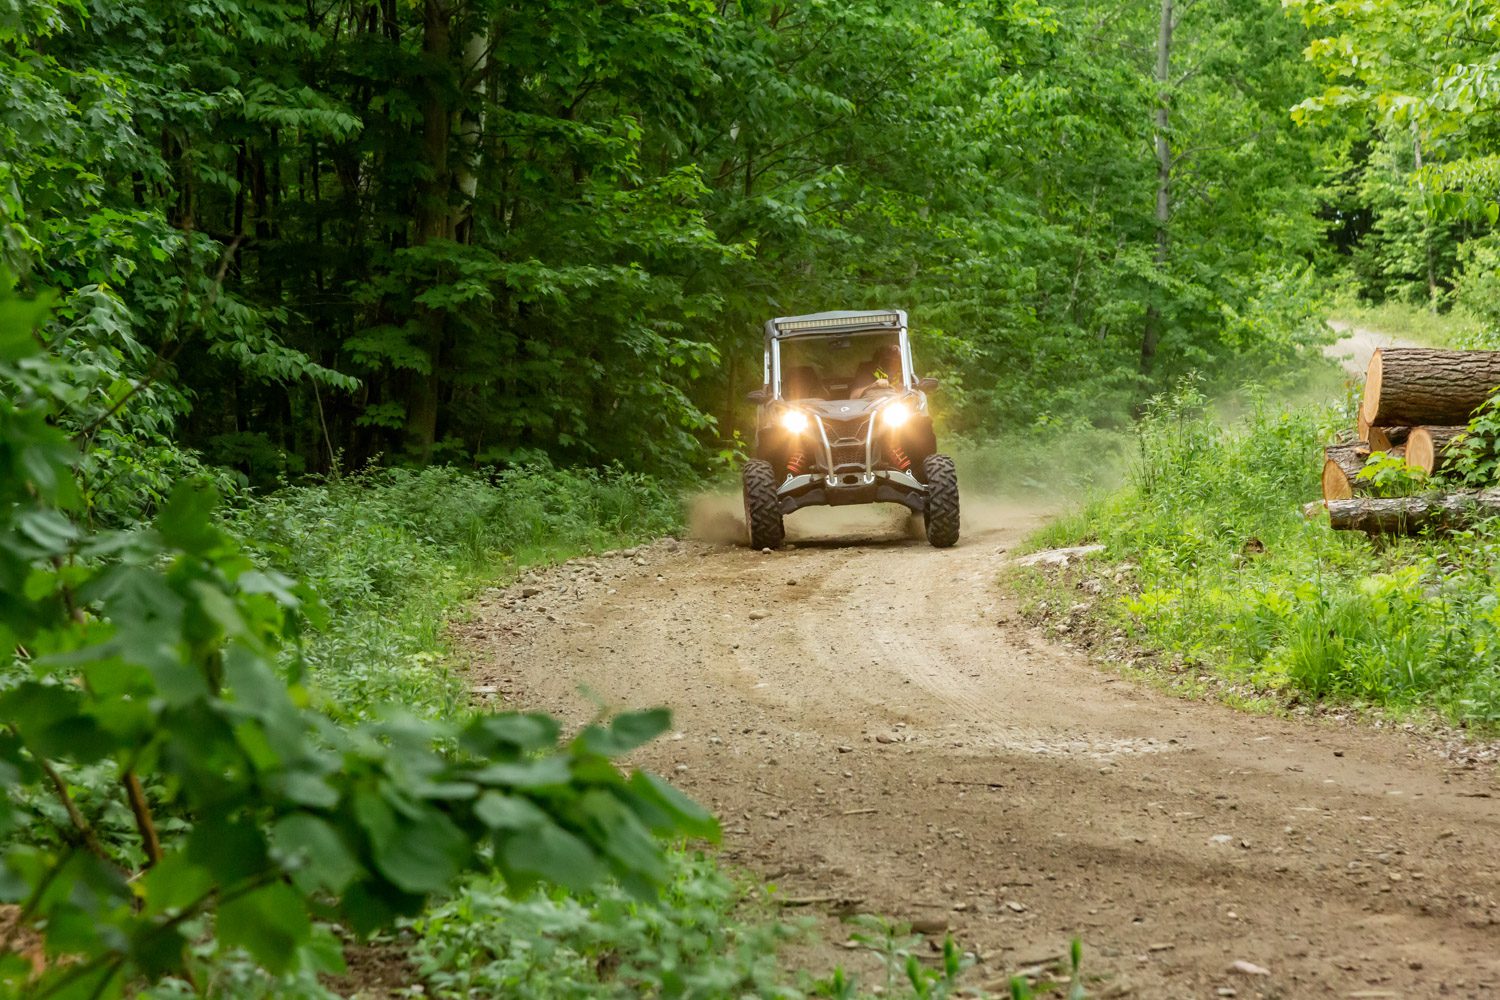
left=882, top=400, right=912, bottom=428
left=780, top=409, right=809, bottom=434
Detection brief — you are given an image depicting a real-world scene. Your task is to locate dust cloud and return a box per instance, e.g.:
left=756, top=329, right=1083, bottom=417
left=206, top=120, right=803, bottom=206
left=687, top=491, right=915, bottom=546
left=687, top=488, right=1059, bottom=547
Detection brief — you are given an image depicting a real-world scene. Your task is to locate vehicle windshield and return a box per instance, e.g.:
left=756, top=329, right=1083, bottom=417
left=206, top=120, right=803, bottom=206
left=778, top=331, right=903, bottom=400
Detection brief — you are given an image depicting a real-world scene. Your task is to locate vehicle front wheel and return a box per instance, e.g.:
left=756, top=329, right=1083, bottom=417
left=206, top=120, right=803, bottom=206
left=923, top=454, right=959, bottom=548
left=743, top=459, right=785, bottom=549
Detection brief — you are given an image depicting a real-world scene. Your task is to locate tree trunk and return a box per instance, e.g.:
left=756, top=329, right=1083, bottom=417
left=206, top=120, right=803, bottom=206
left=404, top=0, right=455, bottom=462
left=1405, top=425, right=1466, bottom=475
left=1361, top=348, right=1500, bottom=427
left=1322, top=489, right=1500, bottom=535
left=1322, top=442, right=1370, bottom=501
left=452, top=19, right=489, bottom=244
left=1141, top=0, right=1172, bottom=372
left=1367, top=425, right=1409, bottom=452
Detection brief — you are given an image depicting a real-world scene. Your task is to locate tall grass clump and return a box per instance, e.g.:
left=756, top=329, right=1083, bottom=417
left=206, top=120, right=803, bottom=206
left=1029, top=379, right=1500, bottom=725
left=230, top=465, right=680, bottom=719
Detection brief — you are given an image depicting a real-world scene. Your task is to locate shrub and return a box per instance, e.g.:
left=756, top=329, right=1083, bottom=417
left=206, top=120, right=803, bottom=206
left=229, top=466, right=681, bottom=720
left=1027, top=380, right=1500, bottom=724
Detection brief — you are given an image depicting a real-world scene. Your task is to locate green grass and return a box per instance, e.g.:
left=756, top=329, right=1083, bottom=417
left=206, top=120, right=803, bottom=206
left=1023, top=380, right=1500, bottom=726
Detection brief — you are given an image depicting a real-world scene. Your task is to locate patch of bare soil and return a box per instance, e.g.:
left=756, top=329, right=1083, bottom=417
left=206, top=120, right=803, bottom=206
left=1324, top=321, right=1424, bottom=377
left=463, top=502, right=1500, bottom=998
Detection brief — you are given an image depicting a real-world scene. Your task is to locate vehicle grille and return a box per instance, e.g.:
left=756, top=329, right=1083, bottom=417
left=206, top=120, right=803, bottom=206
left=820, top=418, right=870, bottom=473
left=830, top=442, right=866, bottom=471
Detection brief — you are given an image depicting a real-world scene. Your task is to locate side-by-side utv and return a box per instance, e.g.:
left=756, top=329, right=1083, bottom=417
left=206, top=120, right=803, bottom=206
left=743, top=310, right=959, bottom=549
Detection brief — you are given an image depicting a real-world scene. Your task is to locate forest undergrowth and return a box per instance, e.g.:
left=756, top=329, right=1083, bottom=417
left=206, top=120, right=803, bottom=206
left=1019, top=378, right=1500, bottom=729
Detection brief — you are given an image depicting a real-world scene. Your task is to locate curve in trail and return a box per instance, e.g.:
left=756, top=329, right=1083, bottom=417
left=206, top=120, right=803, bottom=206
left=1324, top=319, right=1426, bottom=377
left=465, top=504, right=1500, bottom=997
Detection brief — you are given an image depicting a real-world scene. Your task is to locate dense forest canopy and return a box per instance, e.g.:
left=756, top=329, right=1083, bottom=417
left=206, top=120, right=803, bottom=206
left=3, top=0, right=1364, bottom=494
left=1292, top=0, right=1500, bottom=327
left=6, top=0, right=1499, bottom=492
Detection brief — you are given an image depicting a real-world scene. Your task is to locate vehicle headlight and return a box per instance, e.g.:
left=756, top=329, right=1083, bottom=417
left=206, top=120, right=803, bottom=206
left=780, top=409, right=809, bottom=434
left=882, top=400, right=912, bottom=428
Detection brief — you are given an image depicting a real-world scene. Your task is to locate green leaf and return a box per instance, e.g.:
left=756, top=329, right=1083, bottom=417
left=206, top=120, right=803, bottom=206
left=271, top=813, right=361, bottom=894
left=0, top=287, right=53, bottom=361
left=467, top=756, right=572, bottom=789
left=154, top=484, right=222, bottom=555
left=627, top=771, right=720, bottom=841
left=371, top=811, right=469, bottom=894
left=139, top=851, right=215, bottom=917
left=472, top=791, right=550, bottom=830
left=357, top=788, right=470, bottom=894
left=577, top=789, right=664, bottom=882
left=217, top=881, right=312, bottom=975
left=499, top=821, right=605, bottom=891
left=461, top=712, right=559, bottom=755
left=574, top=708, right=671, bottom=757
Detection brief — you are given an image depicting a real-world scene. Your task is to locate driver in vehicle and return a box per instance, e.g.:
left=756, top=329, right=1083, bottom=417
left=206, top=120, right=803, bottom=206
left=851, top=344, right=904, bottom=399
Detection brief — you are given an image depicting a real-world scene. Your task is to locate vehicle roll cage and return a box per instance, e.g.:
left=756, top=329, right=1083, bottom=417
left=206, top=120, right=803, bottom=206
left=762, top=309, right=914, bottom=400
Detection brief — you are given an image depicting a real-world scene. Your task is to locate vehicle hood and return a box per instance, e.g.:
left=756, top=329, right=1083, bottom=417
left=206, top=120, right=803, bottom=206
left=794, top=397, right=886, bottom=421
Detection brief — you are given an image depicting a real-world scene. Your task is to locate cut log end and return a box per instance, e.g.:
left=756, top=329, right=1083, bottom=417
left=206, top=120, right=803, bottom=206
left=1322, top=459, right=1353, bottom=501
left=1406, top=426, right=1466, bottom=476
left=1359, top=347, right=1500, bottom=427
left=1323, top=442, right=1370, bottom=501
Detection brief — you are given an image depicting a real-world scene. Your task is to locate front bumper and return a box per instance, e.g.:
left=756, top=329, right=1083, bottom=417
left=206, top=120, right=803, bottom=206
left=776, top=469, right=928, bottom=514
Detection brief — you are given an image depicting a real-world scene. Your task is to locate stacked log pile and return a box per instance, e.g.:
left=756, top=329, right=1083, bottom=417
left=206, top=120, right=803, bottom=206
left=1313, top=347, right=1500, bottom=534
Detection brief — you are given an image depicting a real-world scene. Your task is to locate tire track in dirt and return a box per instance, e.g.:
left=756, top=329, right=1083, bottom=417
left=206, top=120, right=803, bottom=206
left=463, top=503, right=1500, bottom=998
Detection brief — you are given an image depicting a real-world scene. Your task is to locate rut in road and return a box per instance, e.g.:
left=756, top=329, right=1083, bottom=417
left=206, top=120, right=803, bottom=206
left=462, top=501, right=1500, bottom=999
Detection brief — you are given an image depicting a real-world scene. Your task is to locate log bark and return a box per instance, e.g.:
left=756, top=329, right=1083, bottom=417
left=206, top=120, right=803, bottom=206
left=1322, top=442, right=1369, bottom=501
left=1361, top=348, right=1500, bottom=427
left=1321, top=442, right=1406, bottom=500
left=1324, top=489, right=1500, bottom=534
left=1368, top=425, right=1410, bottom=452
left=1405, top=426, right=1466, bottom=475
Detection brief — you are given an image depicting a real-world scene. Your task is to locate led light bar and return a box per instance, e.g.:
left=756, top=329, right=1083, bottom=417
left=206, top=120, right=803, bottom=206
left=777, top=313, right=900, bottom=333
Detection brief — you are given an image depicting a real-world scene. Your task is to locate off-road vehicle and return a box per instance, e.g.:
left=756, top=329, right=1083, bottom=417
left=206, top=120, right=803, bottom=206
left=743, top=309, right=959, bottom=549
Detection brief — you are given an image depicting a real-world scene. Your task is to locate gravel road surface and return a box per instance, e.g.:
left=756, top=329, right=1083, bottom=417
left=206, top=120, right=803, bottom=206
left=463, top=503, right=1500, bottom=998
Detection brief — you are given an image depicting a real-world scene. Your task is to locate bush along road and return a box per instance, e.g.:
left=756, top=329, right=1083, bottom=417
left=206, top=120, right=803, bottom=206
left=462, top=505, right=1500, bottom=998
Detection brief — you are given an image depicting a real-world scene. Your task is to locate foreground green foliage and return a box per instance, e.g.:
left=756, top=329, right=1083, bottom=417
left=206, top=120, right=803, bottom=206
left=409, top=854, right=794, bottom=999
left=0, top=276, right=717, bottom=998
left=410, top=862, right=1085, bottom=1000
left=1028, top=382, right=1500, bottom=724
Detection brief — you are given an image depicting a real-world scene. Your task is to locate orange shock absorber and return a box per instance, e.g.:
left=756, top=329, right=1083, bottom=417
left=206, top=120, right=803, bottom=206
left=787, top=448, right=805, bottom=475
left=889, top=441, right=910, bottom=471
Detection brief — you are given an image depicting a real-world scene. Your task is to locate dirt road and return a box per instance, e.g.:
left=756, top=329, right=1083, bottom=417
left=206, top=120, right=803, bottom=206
left=1324, top=320, right=1422, bottom=377
left=464, top=504, right=1500, bottom=998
